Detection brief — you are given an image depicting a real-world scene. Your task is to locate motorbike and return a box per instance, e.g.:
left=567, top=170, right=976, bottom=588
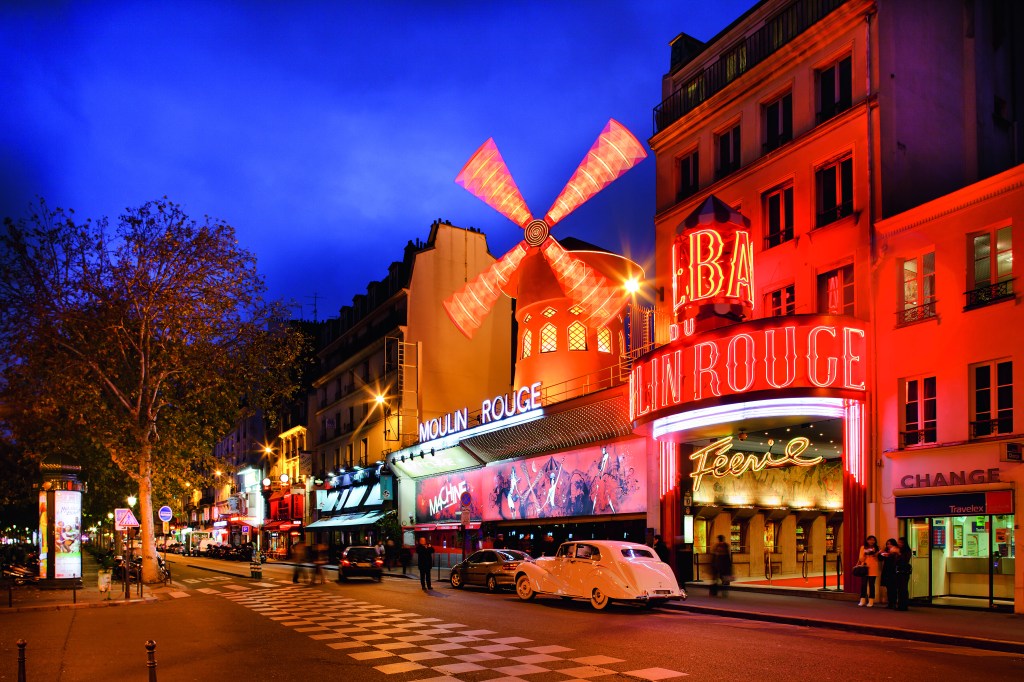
left=2, top=563, right=39, bottom=586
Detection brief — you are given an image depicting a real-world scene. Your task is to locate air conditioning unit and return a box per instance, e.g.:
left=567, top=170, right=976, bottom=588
left=1000, top=442, right=1023, bottom=463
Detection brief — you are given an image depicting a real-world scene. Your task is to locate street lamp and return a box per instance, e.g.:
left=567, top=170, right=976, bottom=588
left=127, top=495, right=137, bottom=508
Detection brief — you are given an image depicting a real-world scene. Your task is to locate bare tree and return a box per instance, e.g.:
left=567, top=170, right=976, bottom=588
left=0, top=199, right=304, bottom=582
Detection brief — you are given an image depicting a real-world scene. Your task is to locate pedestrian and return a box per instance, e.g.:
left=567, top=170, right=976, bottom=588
left=399, top=545, right=411, bottom=575
left=879, top=538, right=899, bottom=608
left=652, top=534, right=670, bottom=563
left=856, top=535, right=881, bottom=607
left=385, top=538, right=396, bottom=569
left=375, top=540, right=385, bottom=562
left=311, top=543, right=328, bottom=585
left=416, top=537, right=435, bottom=590
left=709, top=535, right=732, bottom=597
left=894, top=537, right=912, bottom=611
left=291, top=539, right=308, bottom=584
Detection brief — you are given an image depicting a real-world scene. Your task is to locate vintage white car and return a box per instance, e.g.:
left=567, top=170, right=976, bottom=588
left=513, top=540, right=686, bottom=610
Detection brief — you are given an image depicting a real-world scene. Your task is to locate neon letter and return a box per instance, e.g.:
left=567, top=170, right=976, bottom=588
left=688, top=229, right=725, bottom=301
left=725, top=230, right=755, bottom=304
left=807, top=326, right=839, bottom=387
left=764, top=326, right=797, bottom=389
left=726, top=333, right=755, bottom=393
left=693, top=341, right=722, bottom=401
left=843, top=327, right=866, bottom=390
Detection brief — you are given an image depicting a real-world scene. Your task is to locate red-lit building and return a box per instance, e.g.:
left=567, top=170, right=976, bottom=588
left=646, top=0, right=1022, bottom=608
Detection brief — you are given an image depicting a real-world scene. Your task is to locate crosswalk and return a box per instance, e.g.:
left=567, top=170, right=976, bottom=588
left=171, top=577, right=688, bottom=680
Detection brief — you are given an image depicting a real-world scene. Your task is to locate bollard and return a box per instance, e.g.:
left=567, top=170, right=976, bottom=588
left=145, top=640, right=157, bottom=682
left=73, top=584, right=77, bottom=604
left=16, top=639, right=26, bottom=682
left=250, top=561, right=262, bottom=580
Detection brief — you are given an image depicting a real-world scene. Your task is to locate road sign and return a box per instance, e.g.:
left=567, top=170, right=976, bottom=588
left=162, top=521, right=170, bottom=535
left=114, top=507, right=140, bottom=530
left=158, top=505, right=173, bottom=522
left=460, top=491, right=472, bottom=508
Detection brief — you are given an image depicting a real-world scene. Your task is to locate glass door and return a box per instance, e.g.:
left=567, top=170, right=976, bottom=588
left=905, top=517, right=931, bottom=601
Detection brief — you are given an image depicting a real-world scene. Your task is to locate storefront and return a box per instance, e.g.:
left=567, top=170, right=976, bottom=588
left=305, top=465, right=393, bottom=558
left=891, top=450, right=1017, bottom=609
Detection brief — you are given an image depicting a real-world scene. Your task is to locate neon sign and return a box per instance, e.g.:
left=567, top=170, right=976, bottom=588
left=690, top=436, right=823, bottom=491
left=419, top=382, right=542, bottom=444
left=630, top=316, right=866, bottom=421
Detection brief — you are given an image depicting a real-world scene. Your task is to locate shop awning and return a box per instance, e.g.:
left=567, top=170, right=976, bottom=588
left=306, top=510, right=385, bottom=529
left=263, top=520, right=298, bottom=532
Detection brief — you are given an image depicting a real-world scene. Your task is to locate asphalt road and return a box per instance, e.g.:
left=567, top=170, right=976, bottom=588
left=1, top=557, right=1021, bottom=681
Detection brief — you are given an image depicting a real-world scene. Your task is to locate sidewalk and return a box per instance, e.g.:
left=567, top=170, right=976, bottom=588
left=6, top=555, right=1023, bottom=654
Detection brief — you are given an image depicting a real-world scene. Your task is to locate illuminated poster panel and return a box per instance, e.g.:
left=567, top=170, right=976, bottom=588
left=692, top=458, right=842, bottom=509
left=38, top=492, right=48, bottom=578
left=415, top=439, right=647, bottom=523
left=54, top=490, right=82, bottom=579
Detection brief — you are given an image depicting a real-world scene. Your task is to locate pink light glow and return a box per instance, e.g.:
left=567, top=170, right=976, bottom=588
left=443, top=241, right=529, bottom=338
left=843, top=399, right=864, bottom=485
left=455, top=138, right=533, bottom=229
left=541, top=239, right=629, bottom=324
left=544, top=119, right=647, bottom=226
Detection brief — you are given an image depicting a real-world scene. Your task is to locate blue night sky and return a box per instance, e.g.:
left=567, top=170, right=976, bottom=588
left=1, top=1, right=748, bottom=319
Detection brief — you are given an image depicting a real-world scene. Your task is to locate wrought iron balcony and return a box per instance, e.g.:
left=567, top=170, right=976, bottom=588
left=895, top=301, right=937, bottom=327
left=900, top=428, right=936, bottom=448
left=971, top=416, right=1013, bottom=439
left=964, top=278, right=1014, bottom=310
left=815, top=200, right=853, bottom=228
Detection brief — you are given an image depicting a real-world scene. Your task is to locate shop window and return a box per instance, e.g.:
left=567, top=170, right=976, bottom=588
left=597, top=328, right=612, bottom=353
left=763, top=184, right=794, bottom=249
left=817, top=264, right=854, bottom=315
left=677, top=149, right=699, bottom=201
left=540, top=323, right=557, bottom=353
left=716, top=123, right=741, bottom=179
left=815, top=154, right=853, bottom=227
left=762, top=92, right=792, bottom=153
left=522, top=329, right=532, bottom=359
left=971, top=360, right=1013, bottom=438
left=901, top=376, right=937, bottom=447
left=763, top=522, right=778, bottom=553
left=898, top=252, right=936, bottom=325
left=825, top=523, right=839, bottom=553
left=765, top=284, right=795, bottom=317
left=966, top=226, right=1013, bottom=310
left=816, top=55, right=852, bottom=123
left=567, top=321, right=587, bottom=351
left=730, top=521, right=747, bottom=553
left=796, top=522, right=812, bottom=555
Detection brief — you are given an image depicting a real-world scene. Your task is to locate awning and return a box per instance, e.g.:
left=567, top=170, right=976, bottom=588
left=263, top=520, right=298, bottom=532
left=434, top=522, right=481, bottom=531
left=305, top=510, right=385, bottom=529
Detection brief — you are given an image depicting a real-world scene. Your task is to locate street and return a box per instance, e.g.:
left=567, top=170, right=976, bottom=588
left=1, top=557, right=1022, bottom=681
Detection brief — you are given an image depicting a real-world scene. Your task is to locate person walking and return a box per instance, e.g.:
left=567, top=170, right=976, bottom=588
left=291, top=540, right=308, bottom=584
left=879, top=538, right=899, bottom=608
left=894, top=536, right=912, bottom=611
left=399, top=545, right=411, bottom=575
left=416, top=537, right=435, bottom=590
left=856, top=535, right=881, bottom=607
left=709, top=535, right=732, bottom=597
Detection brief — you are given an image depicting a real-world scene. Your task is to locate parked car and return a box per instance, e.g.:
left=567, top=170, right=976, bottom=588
left=338, top=546, right=383, bottom=582
left=450, top=549, right=532, bottom=592
left=513, top=540, right=686, bottom=610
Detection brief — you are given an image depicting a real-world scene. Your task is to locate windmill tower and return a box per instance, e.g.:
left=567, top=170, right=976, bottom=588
left=445, top=119, right=647, bottom=393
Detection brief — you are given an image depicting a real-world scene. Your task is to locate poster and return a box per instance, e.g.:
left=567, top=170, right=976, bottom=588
left=692, top=458, right=842, bottom=509
left=53, top=490, right=82, bottom=579
left=38, top=492, right=48, bottom=578
left=415, top=439, right=646, bottom=523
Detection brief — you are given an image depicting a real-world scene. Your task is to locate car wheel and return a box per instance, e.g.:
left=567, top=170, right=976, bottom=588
left=450, top=570, right=463, bottom=589
left=375, top=574, right=382, bottom=582
left=590, top=587, right=610, bottom=610
left=515, top=575, right=535, bottom=601
left=486, top=575, right=498, bottom=593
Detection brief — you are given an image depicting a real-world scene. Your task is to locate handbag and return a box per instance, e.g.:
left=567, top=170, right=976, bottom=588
left=896, top=562, right=913, bottom=575
left=852, top=563, right=868, bottom=577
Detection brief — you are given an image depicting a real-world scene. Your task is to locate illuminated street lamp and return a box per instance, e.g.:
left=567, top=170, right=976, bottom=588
left=127, top=495, right=137, bottom=508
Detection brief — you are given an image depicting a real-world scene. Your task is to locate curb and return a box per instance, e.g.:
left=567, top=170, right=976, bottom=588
left=2, top=595, right=158, bottom=614
left=663, top=600, right=1024, bottom=654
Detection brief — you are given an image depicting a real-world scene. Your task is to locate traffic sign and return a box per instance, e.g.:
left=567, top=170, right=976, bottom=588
left=114, top=508, right=140, bottom=530
left=460, top=491, right=472, bottom=508
left=158, top=505, right=173, bottom=522
left=162, top=521, right=170, bottom=535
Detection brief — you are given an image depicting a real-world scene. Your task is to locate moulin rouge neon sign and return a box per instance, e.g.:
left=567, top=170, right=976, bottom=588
left=690, top=436, right=822, bottom=491
left=418, top=382, right=543, bottom=443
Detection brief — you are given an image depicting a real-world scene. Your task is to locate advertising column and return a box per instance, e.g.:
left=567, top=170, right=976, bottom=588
left=38, top=463, right=86, bottom=586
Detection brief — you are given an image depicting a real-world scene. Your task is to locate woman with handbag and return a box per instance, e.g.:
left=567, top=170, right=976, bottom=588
left=894, top=536, right=912, bottom=611
left=855, top=535, right=880, bottom=607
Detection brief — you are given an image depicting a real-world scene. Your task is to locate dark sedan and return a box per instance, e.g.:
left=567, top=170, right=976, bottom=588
left=450, top=549, right=532, bottom=592
left=338, top=546, right=383, bottom=582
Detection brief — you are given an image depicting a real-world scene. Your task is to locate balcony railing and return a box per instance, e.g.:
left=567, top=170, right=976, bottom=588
left=815, top=200, right=853, bottom=228
left=895, top=301, right=937, bottom=327
left=653, top=0, right=848, bottom=134
left=971, top=416, right=1014, bottom=439
left=964, top=278, right=1014, bottom=310
left=900, top=428, right=936, bottom=448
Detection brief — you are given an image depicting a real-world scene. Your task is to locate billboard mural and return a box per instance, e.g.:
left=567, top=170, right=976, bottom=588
left=415, top=439, right=646, bottom=523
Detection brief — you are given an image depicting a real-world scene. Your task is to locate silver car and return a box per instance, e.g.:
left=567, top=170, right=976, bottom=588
left=450, top=549, right=532, bottom=592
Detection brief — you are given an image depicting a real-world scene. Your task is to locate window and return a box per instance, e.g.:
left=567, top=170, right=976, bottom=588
left=817, top=264, right=855, bottom=315
left=524, top=313, right=532, bottom=323
left=902, top=377, right=937, bottom=446
left=568, top=304, right=583, bottom=316
left=359, top=438, right=368, bottom=466
left=971, top=360, right=1013, bottom=438
left=723, top=41, right=747, bottom=82
left=521, top=329, right=532, bottom=359
left=345, top=444, right=353, bottom=468
left=575, top=544, right=600, bottom=560
left=815, top=155, right=853, bottom=227
left=765, top=284, right=795, bottom=317
left=677, top=149, right=699, bottom=201
left=716, top=123, right=741, bottom=179
left=763, top=92, right=792, bottom=152
left=898, top=252, right=936, bottom=325
left=540, top=323, right=557, bottom=352
left=568, top=321, right=587, bottom=351
left=542, top=307, right=556, bottom=318
left=966, top=227, right=1013, bottom=309
left=817, top=55, right=852, bottom=123
left=597, top=328, right=612, bottom=353
left=763, top=184, right=794, bottom=248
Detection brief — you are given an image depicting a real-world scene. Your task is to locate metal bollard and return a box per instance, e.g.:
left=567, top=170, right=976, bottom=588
left=145, top=640, right=157, bottom=682
left=17, top=639, right=26, bottom=682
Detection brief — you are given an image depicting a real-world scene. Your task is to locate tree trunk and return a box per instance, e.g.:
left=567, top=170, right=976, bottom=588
left=138, top=452, right=160, bottom=584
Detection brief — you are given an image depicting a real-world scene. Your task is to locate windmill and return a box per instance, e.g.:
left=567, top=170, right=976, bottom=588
left=443, top=119, right=647, bottom=341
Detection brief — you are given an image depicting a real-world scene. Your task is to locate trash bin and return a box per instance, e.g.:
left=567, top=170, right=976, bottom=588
left=250, top=561, right=262, bottom=579
left=98, top=570, right=112, bottom=600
